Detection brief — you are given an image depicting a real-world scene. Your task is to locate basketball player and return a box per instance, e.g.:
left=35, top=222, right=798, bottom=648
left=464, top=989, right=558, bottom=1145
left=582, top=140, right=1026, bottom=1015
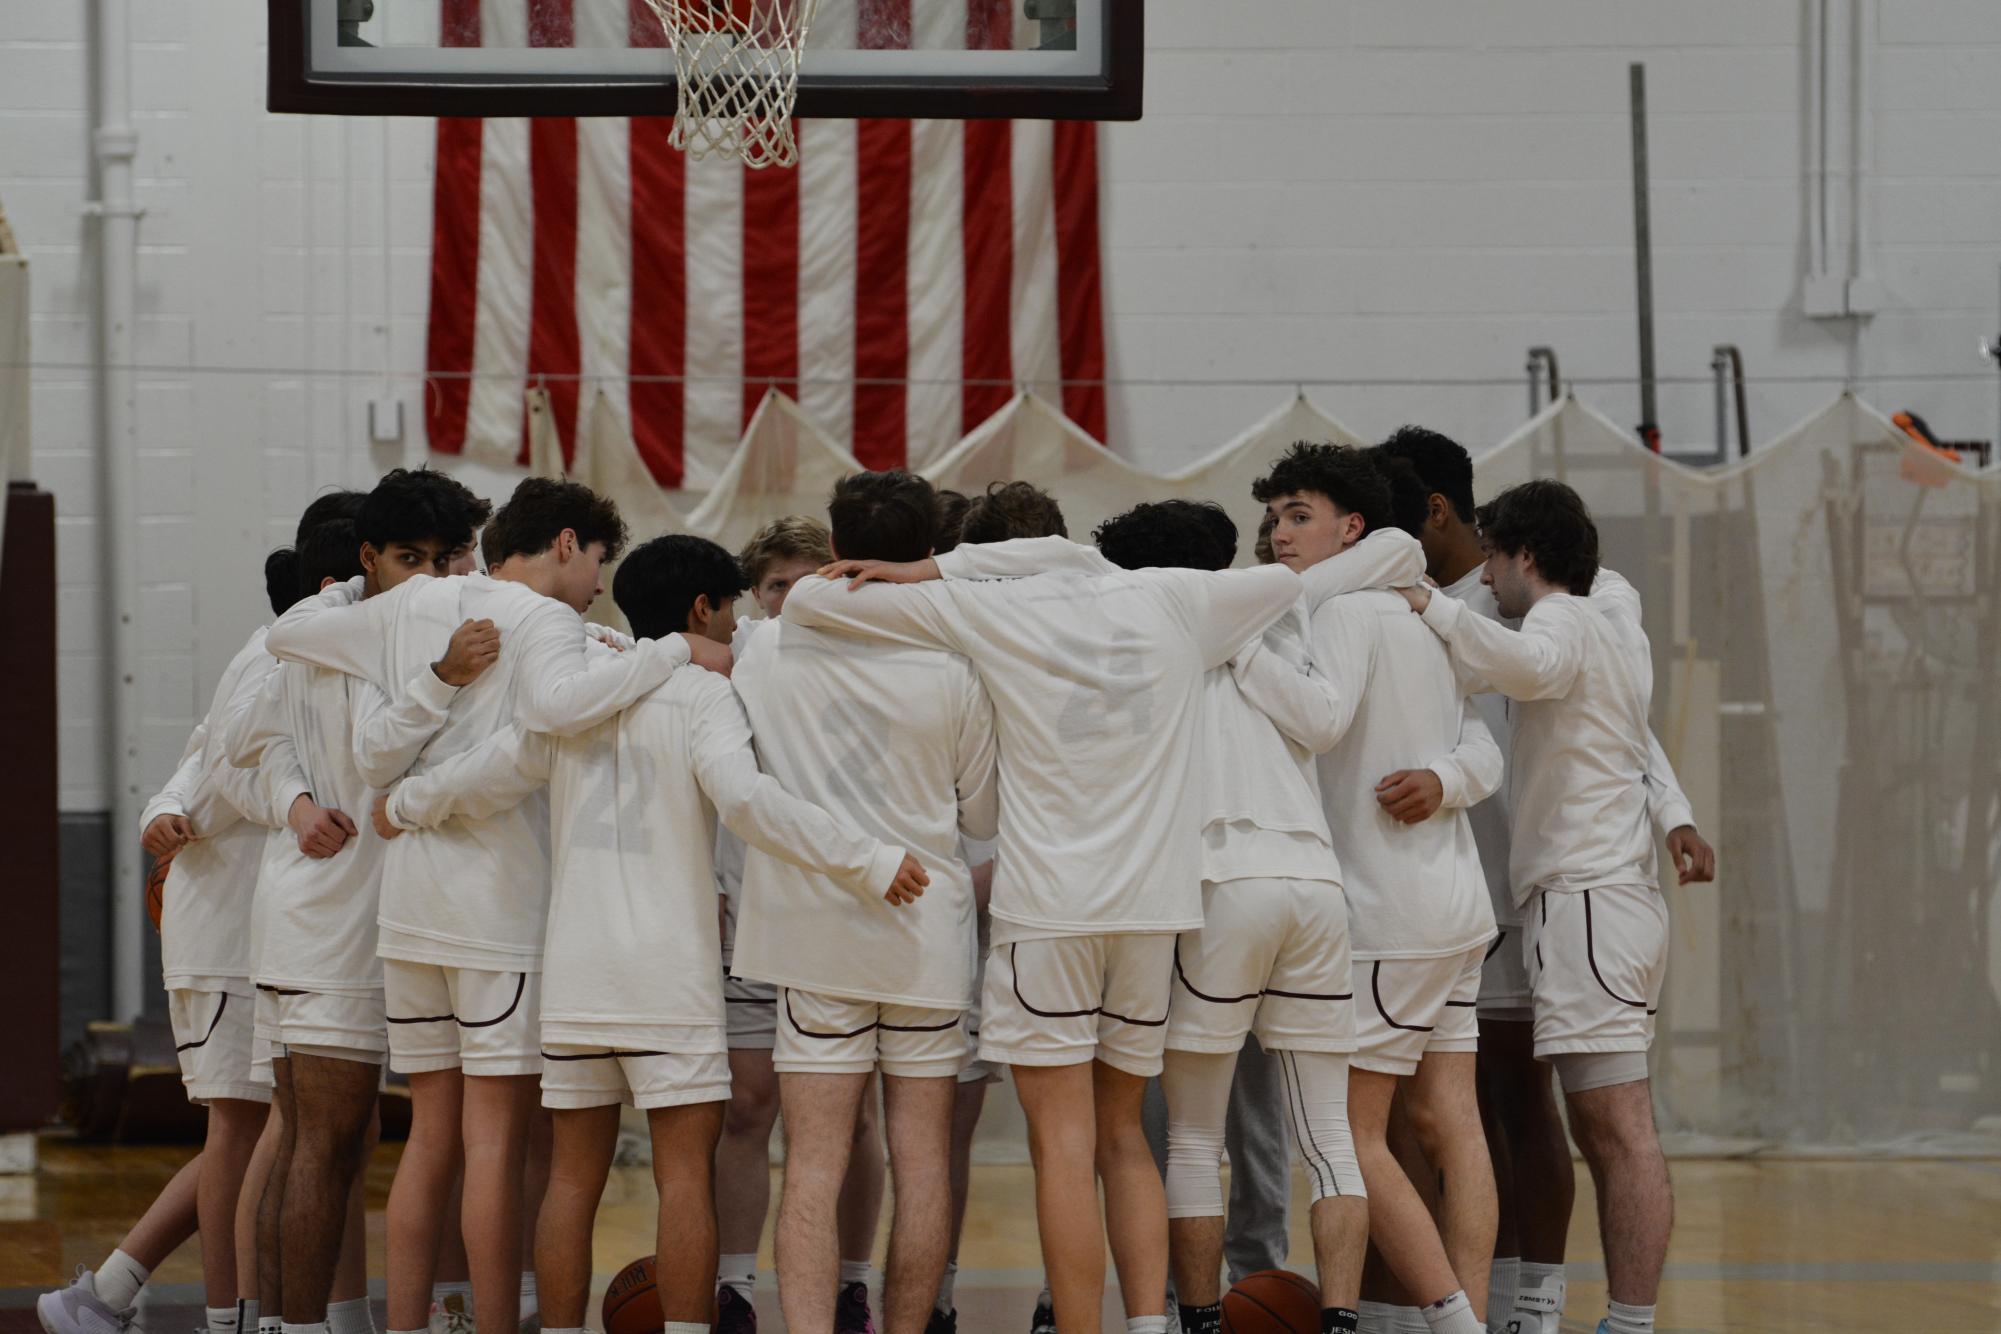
left=1377, top=428, right=1714, bottom=1334
left=730, top=473, right=998, bottom=1334
left=717, top=515, right=889, bottom=1334
left=1246, top=444, right=1502, bottom=1334
left=224, top=469, right=494, bottom=1334
left=374, top=531, right=925, bottom=1334
left=262, top=478, right=725, bottom=1334
left=1399, top=481, right=1708, bottom=1334
left=793, top=488, right=1304, bottom=1334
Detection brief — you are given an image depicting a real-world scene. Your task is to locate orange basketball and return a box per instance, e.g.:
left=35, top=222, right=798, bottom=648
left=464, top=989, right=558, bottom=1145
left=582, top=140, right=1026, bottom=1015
left=1221, top=1269, right=1320, bottom=1334
left=146, top=858, right=169, bottom=932
left=602, top=1255, right=664, bottom=1334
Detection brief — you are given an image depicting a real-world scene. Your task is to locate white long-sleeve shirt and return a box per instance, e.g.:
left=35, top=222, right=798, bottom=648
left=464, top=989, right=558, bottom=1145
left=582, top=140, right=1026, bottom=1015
left=729, top=615, right=999, bottom=1008
left=262, top=571, right=691, bottom=971
left=782, top=558, right=1302, bottom=939
left=144, top=627, right=306, bottom=993
left=387, top=669, right=907, bottom=1049
left=1419, top=572, right=1667, bottom=904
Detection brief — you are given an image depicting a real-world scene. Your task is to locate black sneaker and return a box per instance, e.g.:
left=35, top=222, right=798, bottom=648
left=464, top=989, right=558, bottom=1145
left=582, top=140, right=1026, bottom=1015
left=925, top=1308, right=958, bottom=1334
left=834, top=1282, right=876, bottom=1334
left=1029, top=1298, right=1058, bottom=1334
left=716, top=1287, right=758, bottom=1334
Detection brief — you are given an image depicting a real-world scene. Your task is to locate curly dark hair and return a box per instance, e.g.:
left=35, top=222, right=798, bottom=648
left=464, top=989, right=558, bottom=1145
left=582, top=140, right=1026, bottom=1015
left=358, top=467, right=492, bottom=556
left=1093, top=500, right=1235, bottom=572
left=1377, top=425, right=1476, bottom=523
left=481, top=477, right=628, bottom=568
left=827, top=470, right=941, bottom=564
left=933, top=489, right=971, bottom=554
left=1475, top=479, right=1600, bottom=596
left=1367, top=448, right=1430, bottom=538
left=960, top=480, right=1067, bottom=545
left=613, top=534, right=748, bottom=641
left=1250, top=442, right=1394, bottom=537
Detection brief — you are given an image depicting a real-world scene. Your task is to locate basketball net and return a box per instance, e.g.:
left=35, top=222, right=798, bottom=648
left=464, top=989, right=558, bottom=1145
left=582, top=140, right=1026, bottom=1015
left=641, top=0, right=823, bottom=169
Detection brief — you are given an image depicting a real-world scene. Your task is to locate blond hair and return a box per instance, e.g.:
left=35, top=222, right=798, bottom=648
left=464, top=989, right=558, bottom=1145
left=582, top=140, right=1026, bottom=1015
left=738, top=514, right=832, bottom=584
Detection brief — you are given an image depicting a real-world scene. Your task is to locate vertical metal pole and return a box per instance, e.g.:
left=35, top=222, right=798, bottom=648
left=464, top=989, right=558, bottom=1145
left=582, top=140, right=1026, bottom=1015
left=1631, top=62, right=1659, bottom=451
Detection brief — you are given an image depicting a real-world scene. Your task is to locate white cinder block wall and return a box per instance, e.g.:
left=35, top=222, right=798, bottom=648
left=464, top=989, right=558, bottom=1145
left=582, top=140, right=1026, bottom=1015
left=6, top=0, right=2000, bottom=821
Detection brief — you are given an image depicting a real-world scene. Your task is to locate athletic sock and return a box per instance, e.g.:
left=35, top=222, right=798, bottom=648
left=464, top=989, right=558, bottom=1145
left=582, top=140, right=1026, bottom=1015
left=518, top=1272, right=538, bottom=1322
left=1176, top=1302, right=1221, bottom=1334
left=1419, top=1292, right=1480, bottom=1334
left=1512, top=1263, right=1564, bottom=1334
left=208, top=1307, right=240, bottom=1334
left=1603, top=1301, right=1654, bottom=1334
left=838, top=1260, right=872, bottom=1288
left=1484, top=1257, right=1518, bottom=1332
left=1355, top=1302, right=1397, bottom=1334
left=935, top=1262, right=958, bottom=1315
left=539, top=1329, right=586, bottom=1334
left=1126, top=1318, right=1168, bottom=1334
left=1037, top=1287, right=1054, bottom=1311
left=1320, top=1311, right=1360, bottom=1334
left=259, top=1314, right=286, bottom=1334
left=280, top=1322, right=331, bottom=1334
left=666, top=1325, right=710, bottom=1334
left=718, top=1255, right=759, bottom=1300
left=328, top=1297, right=374, bottom=1334
left=237, top=1300, right=259, bottom=1334
left=95, top=1250, right=150, bottom=1309
left=432, top=1282, right=474, bottom=1315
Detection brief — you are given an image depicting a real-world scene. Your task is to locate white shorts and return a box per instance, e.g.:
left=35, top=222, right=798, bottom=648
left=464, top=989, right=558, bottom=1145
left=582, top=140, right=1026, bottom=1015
left=541, top=1043, right=732, bottom=1110
left=774, top=989, right=966, bottom=1079
left=168, top=989, right=269, bottom=1105
left=1352, top=945, right=1486, bottom=1078
left=1476, top=923, right=1534, bottom=1022
left=724, top=973, right=778, bottom=1051
left=383, top=961, right=541, bottom=1077
left=1524, top=885, right=1667, bottom=1058
left=1167, top=877, right=1355, bottom=1056
left=978, top=934, right=1176, bottom=1078
left=958, top=951, right=1000, bottom=1085
left=258, top=986, right=388, bottom=1062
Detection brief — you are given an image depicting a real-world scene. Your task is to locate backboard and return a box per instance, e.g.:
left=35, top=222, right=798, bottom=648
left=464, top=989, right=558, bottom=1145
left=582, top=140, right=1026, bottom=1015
left=268, top=0, right=1142, bottom=119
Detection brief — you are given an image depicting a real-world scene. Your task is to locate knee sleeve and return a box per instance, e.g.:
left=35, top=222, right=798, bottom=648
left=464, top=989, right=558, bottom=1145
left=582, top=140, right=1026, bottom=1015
left=1160, top=1050, right=1236, bottom=1219
left=1274, top=1049, right=1365, bottom=1202
left=1550, top=1049, right=1648, bottom=1093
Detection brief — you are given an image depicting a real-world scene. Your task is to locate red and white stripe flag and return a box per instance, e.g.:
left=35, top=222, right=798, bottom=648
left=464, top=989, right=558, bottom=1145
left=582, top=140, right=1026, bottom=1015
left=422, top=0, right=1106, bottom=490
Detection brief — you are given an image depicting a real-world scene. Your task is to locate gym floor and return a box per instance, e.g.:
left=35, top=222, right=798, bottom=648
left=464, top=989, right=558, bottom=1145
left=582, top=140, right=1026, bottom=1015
left=3, top=1143, right=1999, bottom=1333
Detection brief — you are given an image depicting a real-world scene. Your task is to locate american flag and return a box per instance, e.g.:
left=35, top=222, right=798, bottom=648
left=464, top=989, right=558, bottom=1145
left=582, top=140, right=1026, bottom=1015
left=421, top=0, right=1107, bottom=490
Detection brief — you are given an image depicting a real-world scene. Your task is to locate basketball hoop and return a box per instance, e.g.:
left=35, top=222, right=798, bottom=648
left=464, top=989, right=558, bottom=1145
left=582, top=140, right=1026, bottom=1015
left=640, top=0, right=822, bottom=169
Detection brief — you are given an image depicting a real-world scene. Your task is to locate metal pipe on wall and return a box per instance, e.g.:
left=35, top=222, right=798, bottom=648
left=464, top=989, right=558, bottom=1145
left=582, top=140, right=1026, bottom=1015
left=1629, top=62, right=1659, bottom=449
left=90, top=0, right=145, bottom=1020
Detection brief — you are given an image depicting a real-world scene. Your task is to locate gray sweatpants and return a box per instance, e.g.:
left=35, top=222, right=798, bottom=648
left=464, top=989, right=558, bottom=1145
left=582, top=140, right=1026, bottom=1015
left=1145, top=1034, right=1292, bottom=1283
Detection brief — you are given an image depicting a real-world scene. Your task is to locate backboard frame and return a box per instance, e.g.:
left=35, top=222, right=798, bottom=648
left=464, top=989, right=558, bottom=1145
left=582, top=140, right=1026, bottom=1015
left=267, top=0, right=1143, bottom=120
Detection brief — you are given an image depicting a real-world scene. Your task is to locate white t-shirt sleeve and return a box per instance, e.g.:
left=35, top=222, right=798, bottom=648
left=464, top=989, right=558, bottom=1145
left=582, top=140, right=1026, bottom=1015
left=935, top=535, right=1116, bottom=581
left=1421, top=591, right=1586, bottom=701
left=386, top=726, right=554, bottom=831
left=1432, top=695, right=1504, bottom=810
left=781, top=575, right=966, bottom=655
left=510, top=599, right=691, bottom=737
left=1155, top=564, right=1304, bottom=670
left=953, top=671, right=1001, bottom=844
left=1296, top=529, right=1426, bottom=609
left=687, top=678, right=908, bottom=899
left=263, top=575, right=391, bottom=685
left=351, top=670, right=459, bottom=789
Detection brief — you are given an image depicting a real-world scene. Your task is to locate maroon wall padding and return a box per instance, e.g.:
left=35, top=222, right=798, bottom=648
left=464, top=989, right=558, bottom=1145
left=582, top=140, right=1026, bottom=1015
left=0, top=483, right=60, bottom=1132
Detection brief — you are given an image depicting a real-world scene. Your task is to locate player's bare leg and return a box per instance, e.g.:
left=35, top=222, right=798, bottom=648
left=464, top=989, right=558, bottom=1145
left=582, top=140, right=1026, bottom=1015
left=386, top=1069, right=464, bottom=1332
left=533, top=1106, right=621, bottom=1330
left=775, top=1071, right=867, bottom=1334
left=279, top=1053, right=379, bottom=1322
left=878, top=1075, right=954, bottom=1334
left=257, top=1059, right=296, bottom=1318
left=1012, top=1062, right=1107, bottom=1334
left=1094, top=1061, right=1168, bottom=1328
left=328, top=1108, right=378, bottom=1307
left=651, top=1101, right=728, bottom=1325
left=1563, top=1080, right=1671, bottom=1308
left=126, top=1151, right=205, bottom=1269
left=520, top=1108, right=552, bottom=1323
left=1480, top=1019, right=1571, bottom=1328
left=460, top=1073, right=540, bottom=1334
left=1348, top=1069, right=1461, bottom=1310
left=717, top=1047, right=781, bottom=1303
left=236, top=1115, right=279, bottom=1304
left=837, top=1082, right=887, bottom=1300
left=1400, top=1053, right=1496, bottom=1320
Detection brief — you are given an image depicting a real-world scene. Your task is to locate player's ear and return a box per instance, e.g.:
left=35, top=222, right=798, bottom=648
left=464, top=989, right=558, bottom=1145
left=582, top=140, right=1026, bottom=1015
left=1426, top=493, right=1448, bottom=530
left=358, top=541, right=379, bottom=574
left=688, top=592, right=712, bottom=632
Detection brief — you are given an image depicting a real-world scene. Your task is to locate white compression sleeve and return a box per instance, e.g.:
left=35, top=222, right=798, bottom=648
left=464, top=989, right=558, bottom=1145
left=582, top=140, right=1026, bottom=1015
left=1275, top=1049, right=1366, bottom=1201
left=1160, top=1048, right=1237, bottom=1219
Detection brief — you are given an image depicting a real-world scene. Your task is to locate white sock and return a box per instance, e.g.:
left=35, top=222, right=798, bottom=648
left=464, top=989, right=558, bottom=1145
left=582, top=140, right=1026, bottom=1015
left=1127, top=1319, right=1168, bottom=1334
left=718, top=1254, right=758, bottom=1299
left=95, top=1250, right=150, bottom=1310
left=1484, top=1257, right=1518, bottom=1332
left=1355, top=1302, right=1397, bottom=1334
left=519, top=1272, right=538, bottom=1321
left=1419, top=1292, right=1480, bottom=1334
left=935, top=1262, right=958, bottom=1315
left=328, top=1297, right=374, bottom=1334
left=208, top=1307, right=239, bottom=1334
left=666, top=1325, right=709, bottom=1334
left=260, top=1315, right=286, bottom=1334
left=1037, top=1287, right=1053, bottom=1310
left=839, top=1260, right=872, bottom=1287
left=1513, top=1262, right=1564, bottom=1332
left=281, top=1322, right=331, bottom=1334
left=237, top=1300, right=259, bottom=1334
left=1604, top=1301, right=1654, bottom=1334
left=432, top=1282, right=473, bottom=1315
left=1392, top=1308, right=1428, bottom=1334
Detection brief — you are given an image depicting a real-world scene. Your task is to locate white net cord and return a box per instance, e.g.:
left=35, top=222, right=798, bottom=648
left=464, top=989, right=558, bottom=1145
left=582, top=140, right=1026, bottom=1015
left=642, top=0, right=823, bottom=169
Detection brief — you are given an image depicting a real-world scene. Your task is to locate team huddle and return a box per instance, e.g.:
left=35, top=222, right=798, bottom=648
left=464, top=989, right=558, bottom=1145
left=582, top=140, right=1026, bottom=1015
left=42, top=430, right=1716, bottom=1334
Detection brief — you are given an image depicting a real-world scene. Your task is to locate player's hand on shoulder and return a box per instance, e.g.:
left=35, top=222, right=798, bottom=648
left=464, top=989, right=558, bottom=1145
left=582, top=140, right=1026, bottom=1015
left=883, top=853, right=930, bottom=906
left=680, top=633, right=733, bottom=678
left=1376, top=769, right=1444, bottom=824
left=371, top=792, right=404, bottom=842
left=818, top=557, right=941, bottom=590
left=1397, top=584, right=1432, bottom=613
left=142, top=812, right=194, bottom=859
left=433, top=618, right=501, bottom=687
left=1666, top=825, right=1716, bottom=885
left=289, top=793, right=357, bottom=858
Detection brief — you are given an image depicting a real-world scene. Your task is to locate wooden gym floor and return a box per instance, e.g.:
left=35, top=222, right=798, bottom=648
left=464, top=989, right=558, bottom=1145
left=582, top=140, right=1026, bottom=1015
left=4, top=1141, right=2000, bottom=1333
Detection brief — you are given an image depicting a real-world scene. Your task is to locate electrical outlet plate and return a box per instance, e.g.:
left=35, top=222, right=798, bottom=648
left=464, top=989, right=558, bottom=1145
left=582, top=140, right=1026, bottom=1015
left=1804, top=274, right=1849, bottom=318
left=368, top=398, right=404, bottom=444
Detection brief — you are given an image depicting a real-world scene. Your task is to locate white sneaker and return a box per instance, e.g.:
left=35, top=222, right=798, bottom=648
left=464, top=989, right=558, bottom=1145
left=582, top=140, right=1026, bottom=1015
left=37, top=1269, right=136, bottom=1334
left=427, top=1294, right=474, bottom=1334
